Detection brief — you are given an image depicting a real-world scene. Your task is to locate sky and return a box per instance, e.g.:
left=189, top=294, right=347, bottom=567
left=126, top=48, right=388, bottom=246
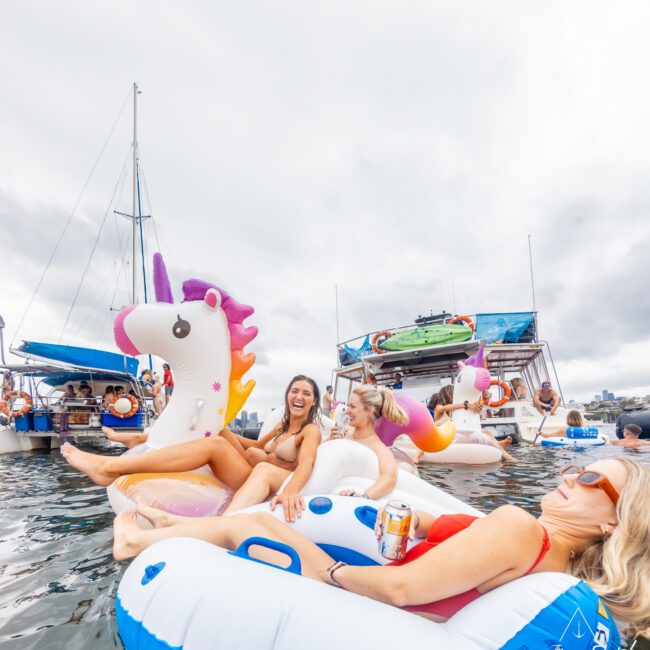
left=1, top=1, right=650, bottom=415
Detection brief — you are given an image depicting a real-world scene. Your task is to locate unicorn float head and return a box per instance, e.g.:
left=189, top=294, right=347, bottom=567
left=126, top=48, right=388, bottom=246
left=451, top=345, right=491, bottom=434
left=113, top=253, right=257, bottom=449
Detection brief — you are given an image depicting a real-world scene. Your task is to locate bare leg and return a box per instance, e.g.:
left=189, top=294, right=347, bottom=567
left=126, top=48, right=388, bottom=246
left=113, top=510, right=334, bottom=578
left=218, top=428, right=249, bottom=460
left=61, top=436, right=253, bottom=489
left=104, top=426, right=149, bottom=449
left=223, top=462, right=291, bottom=515
left=245, top=447, right=270, bottom=466
left=136, top=501, right=197, bottom=528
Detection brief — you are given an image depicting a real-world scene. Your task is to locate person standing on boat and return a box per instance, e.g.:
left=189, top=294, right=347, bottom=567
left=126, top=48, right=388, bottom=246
left=533, top=381, right=560, bottom=416
left=162, top=364, right=174, bottom=407
left=322, top=385, right=333, bottom=418
left=392, top=373, right=403, bottom=390
left=61, top=384, right=77, bottom=403
left=140, top=370, right=163, bottom=416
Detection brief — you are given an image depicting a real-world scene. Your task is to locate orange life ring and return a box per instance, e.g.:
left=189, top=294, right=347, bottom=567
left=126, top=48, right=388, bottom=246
left=486, top=379, right=512, bottom=408
left=0, top=391, right=33, bottom=418
left=371, top=330, right=393, bottom=354
left=448, top=315, right=475, bottom=331
left=365, top=373, right=376, bottom=385
left=108, top=394, right=139, bottom=419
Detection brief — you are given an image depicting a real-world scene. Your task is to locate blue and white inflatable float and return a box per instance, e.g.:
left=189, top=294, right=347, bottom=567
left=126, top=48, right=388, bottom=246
left=541, top=426, right=608, bottom=448
left=116, top=441, right=621, bottom=650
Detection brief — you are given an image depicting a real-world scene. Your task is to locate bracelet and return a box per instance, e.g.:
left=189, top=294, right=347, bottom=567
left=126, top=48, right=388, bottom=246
left=464, top=400, right=468, bottom=410
left=324, top=561, right=348, bottom=587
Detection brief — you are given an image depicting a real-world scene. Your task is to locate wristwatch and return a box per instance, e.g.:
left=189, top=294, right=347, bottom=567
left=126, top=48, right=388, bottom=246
left=324, top=561, right=347, bottom=587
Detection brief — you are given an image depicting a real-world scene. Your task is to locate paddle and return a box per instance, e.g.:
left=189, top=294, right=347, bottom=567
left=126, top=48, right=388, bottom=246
left=531, top=415, right=547, bottom=447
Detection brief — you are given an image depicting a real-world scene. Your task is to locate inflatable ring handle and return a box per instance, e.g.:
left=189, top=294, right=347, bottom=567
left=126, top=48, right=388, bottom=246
left=230, top=536, right=302, bottom=576
left=371, top=330, right=393, bottom=354
left=448, top=315, right=475, bottom=332
left=487, top=379, right=511, bottom=408
left=2, top=390, right=32, bottom=418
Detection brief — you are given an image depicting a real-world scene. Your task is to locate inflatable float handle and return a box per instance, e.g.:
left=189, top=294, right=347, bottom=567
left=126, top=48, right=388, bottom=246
left=230, top=536, right=302, bottom=576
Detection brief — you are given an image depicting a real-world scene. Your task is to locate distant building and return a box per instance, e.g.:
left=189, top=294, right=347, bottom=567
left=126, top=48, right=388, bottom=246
left=601, top=389, right=608, bottom=401
left=240, top=410, right=248, bottom=428
left=594, top=394, right=600, bottom=402
left=607, top=391, right=615, bottom=401
left=249, top=412, right=259, bottom=428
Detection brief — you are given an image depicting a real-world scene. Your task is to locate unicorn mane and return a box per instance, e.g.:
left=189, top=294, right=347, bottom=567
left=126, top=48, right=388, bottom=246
left=182, top=278, right=257, bottom=424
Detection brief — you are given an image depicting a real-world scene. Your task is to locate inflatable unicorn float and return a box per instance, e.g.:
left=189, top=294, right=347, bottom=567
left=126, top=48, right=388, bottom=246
left=111, top=256, right=621, bottom=650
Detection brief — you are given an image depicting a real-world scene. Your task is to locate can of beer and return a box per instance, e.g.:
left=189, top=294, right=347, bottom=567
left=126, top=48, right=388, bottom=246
left=379, top=501, right=412, bottom=560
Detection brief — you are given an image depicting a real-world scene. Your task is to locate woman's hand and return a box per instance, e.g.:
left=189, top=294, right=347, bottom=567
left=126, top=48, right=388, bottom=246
left=329, top=426, right=343, bottom=440
left=270, top=491, right=305, bottom=522
left=338, top=488, right=365, bottom=498
left=469, top=401, right=482, bottom=413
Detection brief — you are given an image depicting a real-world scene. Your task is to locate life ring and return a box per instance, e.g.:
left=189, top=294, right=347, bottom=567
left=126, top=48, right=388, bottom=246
left=0, top=391, right=33, bottom=418
left=365, top=373, right=376, bottom=385
left=108, top=394, right=139, bottom=419
left=485, top=379, right=511, bottom=408
left=448, top=315, right=475, bottom=331
left=371, top=330, right=393, bottom=354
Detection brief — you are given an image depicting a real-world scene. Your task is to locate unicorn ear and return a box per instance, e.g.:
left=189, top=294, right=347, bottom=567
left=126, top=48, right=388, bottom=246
left=204, top=288, right=221, bottom=311
left=457, top=360, right=465, bottom=370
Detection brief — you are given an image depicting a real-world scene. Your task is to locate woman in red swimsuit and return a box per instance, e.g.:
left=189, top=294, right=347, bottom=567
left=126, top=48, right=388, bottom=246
left=113, top=458, right=650, bottom=639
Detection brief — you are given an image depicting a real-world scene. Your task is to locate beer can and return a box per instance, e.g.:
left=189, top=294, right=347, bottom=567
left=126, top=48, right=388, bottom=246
left=379, top=501, right=411, bottom=560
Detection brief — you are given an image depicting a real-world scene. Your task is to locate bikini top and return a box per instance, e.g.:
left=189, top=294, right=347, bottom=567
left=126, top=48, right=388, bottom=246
left=264, top=433, right=298, bottom=463
left=389, top=513, right=551, bottom=619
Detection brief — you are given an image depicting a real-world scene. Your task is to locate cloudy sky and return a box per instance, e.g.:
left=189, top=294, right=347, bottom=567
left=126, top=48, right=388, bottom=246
left=2, top=1, right=649, bottom=414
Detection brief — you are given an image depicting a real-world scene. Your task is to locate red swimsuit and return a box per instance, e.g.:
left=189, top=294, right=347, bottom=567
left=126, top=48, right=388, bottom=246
left=388, top=514, right=551, bottom=618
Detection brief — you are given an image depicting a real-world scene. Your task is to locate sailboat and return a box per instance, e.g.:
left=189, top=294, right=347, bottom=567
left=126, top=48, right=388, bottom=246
left=0, top=83, right=158, bottom=454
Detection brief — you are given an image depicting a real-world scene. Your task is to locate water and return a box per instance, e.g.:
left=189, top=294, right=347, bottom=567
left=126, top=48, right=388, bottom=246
left=0, top=435, right=648, bottom=649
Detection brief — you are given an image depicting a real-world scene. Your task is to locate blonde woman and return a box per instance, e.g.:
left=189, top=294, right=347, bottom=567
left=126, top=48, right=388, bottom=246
left=114, top=460, right=650, bottom=640
left=540, top=410, right=585, bottom=439
left=509, top=377, right=527, bottom=401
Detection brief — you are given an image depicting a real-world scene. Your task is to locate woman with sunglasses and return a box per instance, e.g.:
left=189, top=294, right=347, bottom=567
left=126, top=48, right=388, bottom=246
left=113, top=459, right=650, bottom=639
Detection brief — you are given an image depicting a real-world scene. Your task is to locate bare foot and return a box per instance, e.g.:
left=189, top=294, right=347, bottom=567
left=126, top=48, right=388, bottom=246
left=136, top=502, right=183, bottom=528
left=104, top=426, right=148, bottom=449
left=61, top=443, right=119, bottom=486
left=498, top=436, right=513, bottom=449
left=113, top=511, right=145, bottom=561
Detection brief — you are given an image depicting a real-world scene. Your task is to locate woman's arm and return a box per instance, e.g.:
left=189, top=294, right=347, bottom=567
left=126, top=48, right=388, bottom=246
left=329, top=506, right=541, bottom=606
left=363, top=443, right=397, bottom=500
left=271, top=425, right=321, bottom=519
left=540, top=427, right=567, bottom=439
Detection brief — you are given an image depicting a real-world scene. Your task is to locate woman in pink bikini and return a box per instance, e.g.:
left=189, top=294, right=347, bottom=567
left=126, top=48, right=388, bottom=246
left=113, top=458, right=650, bottom=638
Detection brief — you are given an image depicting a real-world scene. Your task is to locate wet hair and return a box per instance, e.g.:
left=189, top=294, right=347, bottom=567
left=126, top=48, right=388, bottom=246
left=623, top=424, right=642, bottom=438
left=438, top=384, right=454, bottom=406
left=566, top=410, right=584, bottom=427
left=570, top=460, right=650, bottom=638
left=351, top=385, right=408, bottom=426
left=427, top=392, right=440, bottom=410
left=277, top=375, right=321, bottom=436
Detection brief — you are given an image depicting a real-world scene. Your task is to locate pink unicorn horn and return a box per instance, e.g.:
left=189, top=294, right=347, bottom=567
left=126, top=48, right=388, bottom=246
left=153, top=253, right=174, bottom=304
left=466, top=345, right=485, bottom=368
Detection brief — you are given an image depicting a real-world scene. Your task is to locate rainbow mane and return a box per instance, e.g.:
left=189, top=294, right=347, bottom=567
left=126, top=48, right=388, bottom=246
left=182, top=278, right=257, bottom=424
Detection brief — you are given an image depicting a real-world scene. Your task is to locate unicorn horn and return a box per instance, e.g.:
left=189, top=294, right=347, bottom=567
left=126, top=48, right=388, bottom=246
left=153, top=253, right=174, bottom=304
left=475, top=345, right=485, bottom=367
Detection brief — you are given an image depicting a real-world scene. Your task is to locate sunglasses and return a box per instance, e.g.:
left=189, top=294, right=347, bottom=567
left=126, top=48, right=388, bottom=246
left=560, top=464, right=619, bottom=506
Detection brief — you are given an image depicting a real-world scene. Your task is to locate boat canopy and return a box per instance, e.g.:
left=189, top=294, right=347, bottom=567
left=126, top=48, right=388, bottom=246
left=474, top=312, right=535, bottom=344
left=10, top=341, right=139, bottom=376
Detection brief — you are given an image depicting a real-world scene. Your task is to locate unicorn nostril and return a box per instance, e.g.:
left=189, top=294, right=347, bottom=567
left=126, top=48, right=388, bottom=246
left=173, top=315, right=191, bottom=339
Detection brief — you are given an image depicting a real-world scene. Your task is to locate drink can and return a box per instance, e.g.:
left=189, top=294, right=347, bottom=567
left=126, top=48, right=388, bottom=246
left=379, top=501, right=411, bottom=560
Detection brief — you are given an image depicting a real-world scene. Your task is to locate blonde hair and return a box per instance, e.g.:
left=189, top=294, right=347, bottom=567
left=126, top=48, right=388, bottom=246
left=352, top=385, right=408, bottom=426
left=510, top=378, right=527, bottom=399
left=570, top=460, right=650, bottom=638
left=566, top=410, right=584, bottom=427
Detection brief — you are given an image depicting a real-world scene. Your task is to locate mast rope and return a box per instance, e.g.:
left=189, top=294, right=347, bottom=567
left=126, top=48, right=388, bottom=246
left=11, top=88, right=132, bottom=346
left=58, top=144, right=132, bottom=343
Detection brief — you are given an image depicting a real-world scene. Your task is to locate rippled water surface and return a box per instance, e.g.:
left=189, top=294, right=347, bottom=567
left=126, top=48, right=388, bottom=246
left=1, top=431, right=648, bottom=649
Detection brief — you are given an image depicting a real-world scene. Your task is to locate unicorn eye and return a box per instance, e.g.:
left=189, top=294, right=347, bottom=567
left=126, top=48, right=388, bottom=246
left=173, top=315, right=191, bottom=339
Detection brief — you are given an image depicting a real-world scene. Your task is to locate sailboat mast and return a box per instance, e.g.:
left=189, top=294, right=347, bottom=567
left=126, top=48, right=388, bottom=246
left=132, top=82, right=138, bottom=304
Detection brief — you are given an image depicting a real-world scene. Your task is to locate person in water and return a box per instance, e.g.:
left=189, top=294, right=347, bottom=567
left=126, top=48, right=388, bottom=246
left=608, top=424, right=649, bottom=448
left=223, top=384, right=404, bottom=518
left=539, top=410, right=587, bottom=439
left=113, top=459, right=650, bottom=639
left=533, top=381, right=560, bottom=416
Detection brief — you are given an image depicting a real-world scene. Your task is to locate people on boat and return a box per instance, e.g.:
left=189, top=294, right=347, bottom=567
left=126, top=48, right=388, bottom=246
left=2, top=371, right=14, bottom=395
left=539, top=410, right=587, bottom=439
left=322, top=385, right=333, bottom=418
left=63, top=376, right=322, bottom=520
left=509, top=377, right=527, bottom=401
left=76, top=384, right=95, bottom=404
left=101, top=385, right=115, bottom=409
left=162, top=363, right=174, bottom=407
left=141, top=370, right=163, bottom=416
left=112, top=459, right=650, bottom=640
left=533, top=381, right=560, bottom=416
left=608, top=424, right=649, bottom=448
left=391, top=373, right=403, bottom=390
left=61, top=384, right=77, bottom=402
